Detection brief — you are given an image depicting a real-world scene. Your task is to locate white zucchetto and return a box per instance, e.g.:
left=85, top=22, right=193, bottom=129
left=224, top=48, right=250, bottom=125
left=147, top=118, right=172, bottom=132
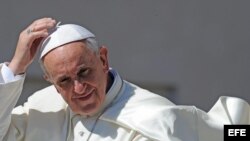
left=39, top=23, right=95, bottom=60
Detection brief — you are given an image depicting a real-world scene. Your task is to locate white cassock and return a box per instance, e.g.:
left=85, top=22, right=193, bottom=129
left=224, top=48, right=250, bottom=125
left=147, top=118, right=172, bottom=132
left=0, top=63, right=249, bottom=141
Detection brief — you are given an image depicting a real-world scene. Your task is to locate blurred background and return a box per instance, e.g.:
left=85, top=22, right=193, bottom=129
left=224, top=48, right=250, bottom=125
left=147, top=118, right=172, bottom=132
left=1, top=0, right=250, bottom=111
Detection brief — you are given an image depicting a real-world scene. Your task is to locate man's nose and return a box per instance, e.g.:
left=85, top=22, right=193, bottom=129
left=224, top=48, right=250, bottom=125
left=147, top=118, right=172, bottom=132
left=73, top=80, right=86, bottom=94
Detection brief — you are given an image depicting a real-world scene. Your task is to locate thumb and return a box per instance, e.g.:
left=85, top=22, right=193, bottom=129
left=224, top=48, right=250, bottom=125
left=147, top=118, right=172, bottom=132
left=30, top=37, right=44, bottom=58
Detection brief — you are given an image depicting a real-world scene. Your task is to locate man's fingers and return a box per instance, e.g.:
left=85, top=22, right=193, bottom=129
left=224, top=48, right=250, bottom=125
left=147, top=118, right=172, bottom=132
left=27, top=29, right=48, bottom=47
left=32, top=20, right=56, bottom=32
left=31, top=17, right=54, bottom=26
left=27, top=17, right=56, bottom=33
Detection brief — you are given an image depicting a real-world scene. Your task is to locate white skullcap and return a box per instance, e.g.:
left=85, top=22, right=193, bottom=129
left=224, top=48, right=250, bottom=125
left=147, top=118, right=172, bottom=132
left=39, top=23, right=95, bottom=60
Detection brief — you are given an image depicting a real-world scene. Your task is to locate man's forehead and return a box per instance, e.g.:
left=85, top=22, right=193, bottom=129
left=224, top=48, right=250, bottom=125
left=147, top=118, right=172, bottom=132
left=52, top=63, right=89, bottom=80
left=44, top=43, right=95, bottom=72
left=44, top=42, right=86, bottom=62
left=44, top=55, right=87, bottom=80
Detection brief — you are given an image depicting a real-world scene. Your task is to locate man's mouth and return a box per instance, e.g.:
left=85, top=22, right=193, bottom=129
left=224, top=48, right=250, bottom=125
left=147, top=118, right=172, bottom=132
left=72, top=88, right=95, bottom=100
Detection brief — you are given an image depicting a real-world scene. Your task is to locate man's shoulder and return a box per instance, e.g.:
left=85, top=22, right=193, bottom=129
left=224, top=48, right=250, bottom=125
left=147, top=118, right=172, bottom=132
left=102, top=81, right=198, bottom=140
left=119, top=81, right=175, bottom=107
left=103, top=81, right=176, bottom=121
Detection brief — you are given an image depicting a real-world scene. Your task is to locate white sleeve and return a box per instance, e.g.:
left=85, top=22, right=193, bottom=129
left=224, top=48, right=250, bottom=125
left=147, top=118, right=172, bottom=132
left=0, top=63, right=24, bottom=83
left=0, top=63, right=26, bottom=141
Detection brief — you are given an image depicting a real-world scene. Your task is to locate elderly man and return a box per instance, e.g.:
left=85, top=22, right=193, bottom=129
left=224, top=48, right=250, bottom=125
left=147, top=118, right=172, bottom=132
left=0, top=17, right=249, bottom=141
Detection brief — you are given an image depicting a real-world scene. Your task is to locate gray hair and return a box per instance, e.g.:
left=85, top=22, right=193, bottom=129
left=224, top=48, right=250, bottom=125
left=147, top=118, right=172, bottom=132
left=39, top=37, right=99, bottom=75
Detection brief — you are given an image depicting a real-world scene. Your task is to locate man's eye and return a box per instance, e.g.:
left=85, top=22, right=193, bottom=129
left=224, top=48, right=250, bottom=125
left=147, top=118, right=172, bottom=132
left=79, top=69, right=89, bottom=77
left=60, top=78, right=70, bottom=84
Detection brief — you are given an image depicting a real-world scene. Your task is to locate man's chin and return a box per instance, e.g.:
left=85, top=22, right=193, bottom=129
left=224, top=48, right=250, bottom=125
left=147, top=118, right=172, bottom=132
left=75, top=104, right=100, bottom=117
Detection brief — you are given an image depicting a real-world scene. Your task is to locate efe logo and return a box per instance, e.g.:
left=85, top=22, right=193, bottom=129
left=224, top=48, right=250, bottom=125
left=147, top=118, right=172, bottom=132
left=224, top=125, right=249, bottom=141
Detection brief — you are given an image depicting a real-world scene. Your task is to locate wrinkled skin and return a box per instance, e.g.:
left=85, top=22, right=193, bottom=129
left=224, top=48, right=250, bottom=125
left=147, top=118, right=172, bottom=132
left=43, top=42, right=110, bottom=116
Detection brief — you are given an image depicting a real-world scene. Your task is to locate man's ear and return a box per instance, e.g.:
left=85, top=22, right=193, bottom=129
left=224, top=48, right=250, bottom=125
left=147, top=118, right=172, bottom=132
left=99, top=46, right=109, bottom=73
